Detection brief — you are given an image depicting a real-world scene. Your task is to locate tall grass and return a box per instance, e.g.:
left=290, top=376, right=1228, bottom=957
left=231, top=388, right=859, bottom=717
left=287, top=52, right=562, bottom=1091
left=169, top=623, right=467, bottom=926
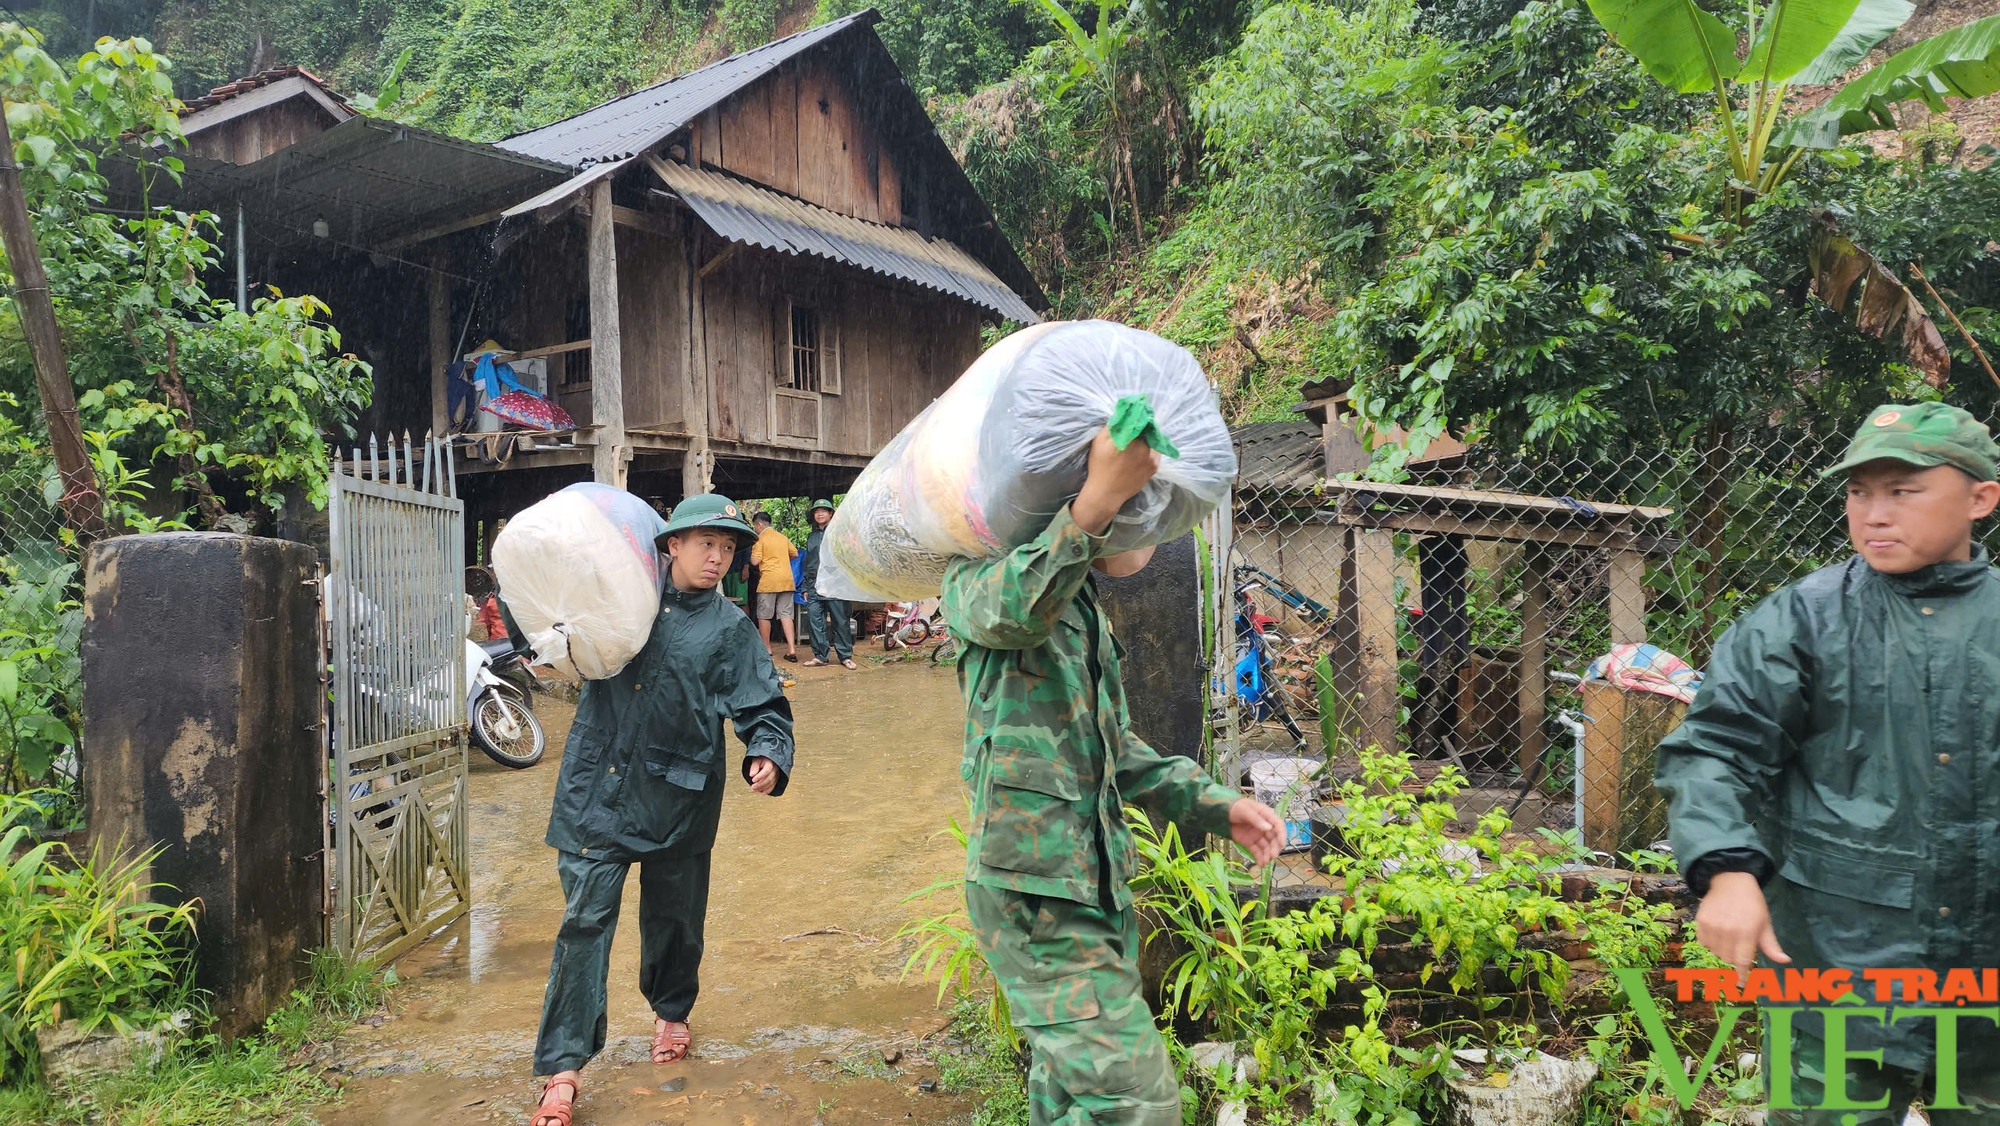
left=0, top=793, right=398, bottom=1125
left=0, top=791, right=197, bottom=1086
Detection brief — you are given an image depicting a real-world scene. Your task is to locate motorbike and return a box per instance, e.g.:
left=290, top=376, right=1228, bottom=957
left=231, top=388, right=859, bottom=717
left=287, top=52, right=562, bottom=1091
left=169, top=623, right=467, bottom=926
left=1232, top=566, right=1310, bottom=751
left=468, top=636, right=546, bottom=768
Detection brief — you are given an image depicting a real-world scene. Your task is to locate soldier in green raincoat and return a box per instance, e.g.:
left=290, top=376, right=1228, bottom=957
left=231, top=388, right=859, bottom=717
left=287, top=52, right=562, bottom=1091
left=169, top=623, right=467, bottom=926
left=531, top=493, right=794, bottom=1126
left=1656, top=404, right=2000, bottom=1123
left=942, top=428, right=1286, bottom=1126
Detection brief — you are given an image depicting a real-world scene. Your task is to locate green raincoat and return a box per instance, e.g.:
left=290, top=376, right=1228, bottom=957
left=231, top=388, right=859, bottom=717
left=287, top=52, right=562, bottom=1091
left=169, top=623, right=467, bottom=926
left=535, top=577, right=793, bottom=1075
left=1656, top=549, right=2000, bottom=1071
left=545, top=579, right=794, bottom=861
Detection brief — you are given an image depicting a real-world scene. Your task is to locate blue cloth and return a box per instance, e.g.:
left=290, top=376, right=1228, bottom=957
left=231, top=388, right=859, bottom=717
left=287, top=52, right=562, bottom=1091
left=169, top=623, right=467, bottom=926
left=791, top=555, right=807, bottom=605
left=473, top=353, right=534, bottom=399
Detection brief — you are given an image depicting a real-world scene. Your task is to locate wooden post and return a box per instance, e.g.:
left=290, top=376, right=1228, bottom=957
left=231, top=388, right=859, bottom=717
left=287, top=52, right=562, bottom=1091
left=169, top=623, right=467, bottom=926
left=1517, top=544, right=1551, bottom=779
left=588, top=179, right=627, bottom=488
left=1579, top=679, right=1681, bottom=854
left=428, top=255, right=451, bottom=439
left=681, top=218, right=711, bottom=498
left=0, top=106, right=104, bottom=544
left=1607, top=549, right=1647, bottom=644
left=1351, top=528, right=1401, bottom=755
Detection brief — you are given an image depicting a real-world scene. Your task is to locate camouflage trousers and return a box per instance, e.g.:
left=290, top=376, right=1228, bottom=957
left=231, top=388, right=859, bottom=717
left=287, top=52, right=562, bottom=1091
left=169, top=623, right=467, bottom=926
left=1767, top=1033, right=2000, bottom=1125
left=966, top=884, right=1180, bottom=1126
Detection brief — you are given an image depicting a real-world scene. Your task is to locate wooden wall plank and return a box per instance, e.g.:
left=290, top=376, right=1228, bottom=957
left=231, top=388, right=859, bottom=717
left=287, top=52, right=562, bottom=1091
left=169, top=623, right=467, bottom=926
left=718, top=82, right=774, bottom=187
left=770, top=63, right=800, bottom=197
left=615, top=225, right=687, bottom=431
left=834, top=89, right=876, bottom=223
left=794, top=64, right=840, bottom=215
left=702, top=256, right=739, bottom=442
left=700, top=107, right=722, bottom=168
left=878, top=147, right=902, bottom=228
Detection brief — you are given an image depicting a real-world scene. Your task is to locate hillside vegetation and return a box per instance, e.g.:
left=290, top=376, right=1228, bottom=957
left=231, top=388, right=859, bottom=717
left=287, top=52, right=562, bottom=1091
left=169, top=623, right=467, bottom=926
left=13, top=0, right=2000, bottom=444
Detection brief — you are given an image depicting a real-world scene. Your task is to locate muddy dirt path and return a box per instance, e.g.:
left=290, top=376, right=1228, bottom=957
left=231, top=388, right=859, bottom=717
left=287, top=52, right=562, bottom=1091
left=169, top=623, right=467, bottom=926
left=317, top=656, right=976, bottom=1126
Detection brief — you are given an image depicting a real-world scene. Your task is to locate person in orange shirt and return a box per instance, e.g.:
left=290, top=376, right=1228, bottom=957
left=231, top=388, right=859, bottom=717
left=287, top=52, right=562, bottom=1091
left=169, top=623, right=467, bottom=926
left=747, top=511, right=800, bottom=666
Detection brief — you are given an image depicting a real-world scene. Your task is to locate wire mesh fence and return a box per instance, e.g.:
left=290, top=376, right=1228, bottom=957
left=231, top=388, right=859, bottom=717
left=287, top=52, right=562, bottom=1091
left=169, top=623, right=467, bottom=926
left=0, top=437, right=86, bottom=815
left=1225, top=412, right=2000, bottom=887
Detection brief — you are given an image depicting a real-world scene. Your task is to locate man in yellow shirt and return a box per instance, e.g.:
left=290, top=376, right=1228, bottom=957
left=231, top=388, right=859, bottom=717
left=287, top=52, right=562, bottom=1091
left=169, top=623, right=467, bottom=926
left=748, top=511, right=800, bottom=667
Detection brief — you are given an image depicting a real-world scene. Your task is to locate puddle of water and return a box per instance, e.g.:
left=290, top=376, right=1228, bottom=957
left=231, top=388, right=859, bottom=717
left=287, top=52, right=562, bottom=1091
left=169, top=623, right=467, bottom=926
left=317, top=658, right=979, bottom=1125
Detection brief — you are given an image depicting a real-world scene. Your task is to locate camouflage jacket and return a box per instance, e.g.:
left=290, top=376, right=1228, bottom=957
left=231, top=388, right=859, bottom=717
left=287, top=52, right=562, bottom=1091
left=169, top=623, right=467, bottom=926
left=1657, top=549, right=2000, bottom=1069
left=941, top=504, right=1240, bottom=910
left=546, top=578, right=794, bottom=862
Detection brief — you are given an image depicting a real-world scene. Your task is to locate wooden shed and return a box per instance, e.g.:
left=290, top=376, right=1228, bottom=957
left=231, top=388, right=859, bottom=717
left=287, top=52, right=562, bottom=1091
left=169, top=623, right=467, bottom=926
left=116, top=10, right=1047, bottom=550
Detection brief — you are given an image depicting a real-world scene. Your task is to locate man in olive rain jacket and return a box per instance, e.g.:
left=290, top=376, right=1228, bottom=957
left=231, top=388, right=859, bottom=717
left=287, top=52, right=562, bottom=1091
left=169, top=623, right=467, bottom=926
left=1656, top=403, right=2000, bottom=1123
left=531, top=493, right=793, bottom=1126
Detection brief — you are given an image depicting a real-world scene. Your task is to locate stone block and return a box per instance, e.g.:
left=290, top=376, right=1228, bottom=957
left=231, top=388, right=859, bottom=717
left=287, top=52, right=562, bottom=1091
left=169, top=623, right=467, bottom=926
left=82, top=532, right=325, bottom=1040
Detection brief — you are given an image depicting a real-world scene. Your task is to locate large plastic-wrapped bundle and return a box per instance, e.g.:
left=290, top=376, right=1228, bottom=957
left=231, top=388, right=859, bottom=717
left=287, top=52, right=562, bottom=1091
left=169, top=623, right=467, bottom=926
left=492, top=483, right=668, bottom=679
left=818, top=321, right=1235, bottom=601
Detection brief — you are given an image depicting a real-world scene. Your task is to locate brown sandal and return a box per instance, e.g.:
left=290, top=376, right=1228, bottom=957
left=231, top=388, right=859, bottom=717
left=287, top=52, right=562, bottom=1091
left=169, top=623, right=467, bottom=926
left=800, top=658, right=829, bottom=668
left=653, top=1019, right=691, bottom=1064
left=533, top=1076, right=578, bottom=1126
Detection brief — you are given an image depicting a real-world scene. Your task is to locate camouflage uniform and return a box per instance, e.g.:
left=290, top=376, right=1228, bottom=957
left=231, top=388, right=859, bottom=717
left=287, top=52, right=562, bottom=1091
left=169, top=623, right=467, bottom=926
left=941, top=504, right=1240, bottom=1126
left=1658, top=405, right=2000, bottom=1118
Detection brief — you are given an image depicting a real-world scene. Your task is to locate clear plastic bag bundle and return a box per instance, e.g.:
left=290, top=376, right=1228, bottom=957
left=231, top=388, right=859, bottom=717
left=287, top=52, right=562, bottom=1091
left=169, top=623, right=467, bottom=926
left=492, top=483, right=668, bottom=679
left=818, top=321, right=1235, bottom=601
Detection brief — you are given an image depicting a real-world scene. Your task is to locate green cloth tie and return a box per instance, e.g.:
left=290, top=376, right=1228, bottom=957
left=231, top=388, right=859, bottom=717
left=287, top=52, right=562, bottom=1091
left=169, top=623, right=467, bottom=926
left=1106, top=394, right=1180, bottom=459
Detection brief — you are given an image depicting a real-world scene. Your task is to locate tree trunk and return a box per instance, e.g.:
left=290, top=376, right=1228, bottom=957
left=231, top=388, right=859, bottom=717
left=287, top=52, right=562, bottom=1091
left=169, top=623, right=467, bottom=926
left=0, top=106, right=106, bottom=546
left=157, top=334, right=227, bottom=527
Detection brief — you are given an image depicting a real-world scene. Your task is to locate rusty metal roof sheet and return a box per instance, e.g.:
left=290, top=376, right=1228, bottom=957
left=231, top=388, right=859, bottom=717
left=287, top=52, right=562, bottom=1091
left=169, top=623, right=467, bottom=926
left=494, top=12, right=879, bottom=167
left=655, top=159, right=1041, bottom=324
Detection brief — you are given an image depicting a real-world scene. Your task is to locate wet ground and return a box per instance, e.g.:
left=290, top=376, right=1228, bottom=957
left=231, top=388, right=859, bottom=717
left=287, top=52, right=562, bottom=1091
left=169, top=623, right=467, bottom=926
left=317, top=653, right=978, bottom=1126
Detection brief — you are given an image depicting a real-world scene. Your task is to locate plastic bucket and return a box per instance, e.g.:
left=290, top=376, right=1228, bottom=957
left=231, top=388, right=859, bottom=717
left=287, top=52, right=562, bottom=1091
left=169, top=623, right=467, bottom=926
left=1249, top=757, right=1321, bottom=853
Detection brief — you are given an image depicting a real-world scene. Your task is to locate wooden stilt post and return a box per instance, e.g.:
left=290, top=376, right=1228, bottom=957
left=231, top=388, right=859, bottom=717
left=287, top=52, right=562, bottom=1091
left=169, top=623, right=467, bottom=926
left=588, top=179, right=627, bottom=489
left=429, top=252, right=451, bottom=440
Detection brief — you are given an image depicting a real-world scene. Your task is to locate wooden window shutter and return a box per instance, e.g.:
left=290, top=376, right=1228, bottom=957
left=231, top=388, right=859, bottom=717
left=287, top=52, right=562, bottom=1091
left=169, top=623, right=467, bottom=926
left=821, top=319, right=841, bottom=396
left=774, top=297, right=793, bottom=388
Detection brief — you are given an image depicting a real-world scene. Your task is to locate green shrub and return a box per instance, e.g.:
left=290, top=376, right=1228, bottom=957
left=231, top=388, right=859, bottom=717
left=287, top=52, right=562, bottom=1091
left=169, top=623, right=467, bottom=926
left=0, top=791, right=197, bottom=1086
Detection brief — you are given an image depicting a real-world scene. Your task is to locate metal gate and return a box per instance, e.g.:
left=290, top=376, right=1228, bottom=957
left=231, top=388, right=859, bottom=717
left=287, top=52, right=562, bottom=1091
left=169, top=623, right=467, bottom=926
left=326, top=435, right=469, bottom=962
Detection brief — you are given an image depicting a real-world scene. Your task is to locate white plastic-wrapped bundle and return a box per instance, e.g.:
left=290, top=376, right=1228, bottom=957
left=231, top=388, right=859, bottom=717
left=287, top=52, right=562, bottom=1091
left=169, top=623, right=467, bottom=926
left=492, top=483, right=668, bottom=679
left=818, top=321, right=1236, bottom=601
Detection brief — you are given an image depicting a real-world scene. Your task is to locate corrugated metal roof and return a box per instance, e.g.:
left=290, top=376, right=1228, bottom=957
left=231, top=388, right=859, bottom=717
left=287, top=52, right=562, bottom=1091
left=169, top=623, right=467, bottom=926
left=494, top=12, right=879, bottom=167
left=139, top=116, right=574, bottom=254
left=1233, top=421, right=1324, bottom=494
left=656, top=159, right=1042, bottom=324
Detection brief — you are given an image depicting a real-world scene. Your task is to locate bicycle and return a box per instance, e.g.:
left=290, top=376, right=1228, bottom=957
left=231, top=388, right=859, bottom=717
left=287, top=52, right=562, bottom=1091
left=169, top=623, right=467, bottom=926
left=882, top=600, right=933, bottom=649
left=930, top=621, right=958, bottom=665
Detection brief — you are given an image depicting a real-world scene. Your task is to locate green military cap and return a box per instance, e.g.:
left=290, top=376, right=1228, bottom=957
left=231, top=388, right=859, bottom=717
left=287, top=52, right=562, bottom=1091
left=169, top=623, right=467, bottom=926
left=661, top=493, right=757, bottom=544
left=1823, top=402, right=1999, bottom=483
left=810, top=498, right=835, bottom=514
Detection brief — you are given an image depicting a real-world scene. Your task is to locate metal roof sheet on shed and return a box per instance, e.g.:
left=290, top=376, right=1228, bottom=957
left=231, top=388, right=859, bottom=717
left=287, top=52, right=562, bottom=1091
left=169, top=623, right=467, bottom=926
left=494, top=11, right=879, bottom=167
left=141, top=116, right=574, bottom=255
left=655, top=159, right=1041, bottom=324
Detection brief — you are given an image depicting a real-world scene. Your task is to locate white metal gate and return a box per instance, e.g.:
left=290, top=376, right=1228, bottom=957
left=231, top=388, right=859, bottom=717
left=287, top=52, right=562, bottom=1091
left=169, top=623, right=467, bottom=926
left=326, top=435, right=469, bottom=962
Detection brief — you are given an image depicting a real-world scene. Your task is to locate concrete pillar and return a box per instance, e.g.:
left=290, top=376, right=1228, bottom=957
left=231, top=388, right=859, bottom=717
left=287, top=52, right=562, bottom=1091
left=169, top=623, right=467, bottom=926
left=81, top=533, right=325, bottom=1041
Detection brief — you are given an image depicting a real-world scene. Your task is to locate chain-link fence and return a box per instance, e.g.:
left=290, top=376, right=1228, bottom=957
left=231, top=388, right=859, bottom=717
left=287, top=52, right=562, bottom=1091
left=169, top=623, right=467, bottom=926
left=1224, top=411, right=2000, bottom=887
left=0, top=436, right=85, bottom=820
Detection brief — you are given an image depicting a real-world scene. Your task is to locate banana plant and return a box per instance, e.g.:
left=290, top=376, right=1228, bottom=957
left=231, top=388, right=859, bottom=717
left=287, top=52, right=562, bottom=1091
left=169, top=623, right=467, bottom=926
left=1585, top=0, right=1999, bottom=383
left=349, top=47, right=414, bottom=115
left=1585, top=1, right=2000, bottom=205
